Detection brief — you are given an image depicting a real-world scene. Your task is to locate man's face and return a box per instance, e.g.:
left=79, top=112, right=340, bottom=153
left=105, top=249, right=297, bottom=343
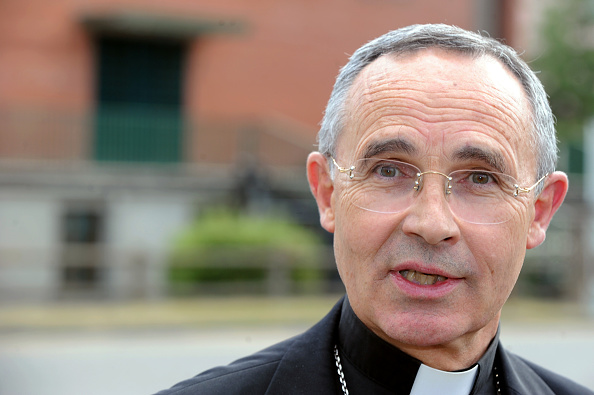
left=328, top=50, right=540, bottom=350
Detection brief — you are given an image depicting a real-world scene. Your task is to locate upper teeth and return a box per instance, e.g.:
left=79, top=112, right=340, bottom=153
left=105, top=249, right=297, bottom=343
left=399, top=270, right=447, bottom=285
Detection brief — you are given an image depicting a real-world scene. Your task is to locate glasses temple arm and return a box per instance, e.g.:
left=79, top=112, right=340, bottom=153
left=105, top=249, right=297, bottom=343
left=514, top=173, right=549, bottom=196
left=331, top=156, right=356, bottom=179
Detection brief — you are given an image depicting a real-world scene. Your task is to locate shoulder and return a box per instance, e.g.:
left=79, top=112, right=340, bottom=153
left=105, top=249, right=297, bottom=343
left=153, top=336, right=296, bottom=395
left=519, top=357, right=594, bottom=395
left=154, top=297, right=345, bottom=395
left=499, top=344, right=594, bottom=395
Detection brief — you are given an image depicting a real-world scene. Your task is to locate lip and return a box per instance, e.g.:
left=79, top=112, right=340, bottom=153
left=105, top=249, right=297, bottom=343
left=389, top=262, right=463, bottom=299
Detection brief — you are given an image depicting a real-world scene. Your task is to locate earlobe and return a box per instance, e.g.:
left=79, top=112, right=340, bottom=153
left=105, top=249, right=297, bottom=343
left=306, top=152, right=335, bottom=233
left=526, top=171, right=569, bottom=249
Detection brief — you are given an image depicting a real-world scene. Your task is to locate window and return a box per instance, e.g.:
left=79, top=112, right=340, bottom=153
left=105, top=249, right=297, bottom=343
left=61, top=208, right=104, bottom=289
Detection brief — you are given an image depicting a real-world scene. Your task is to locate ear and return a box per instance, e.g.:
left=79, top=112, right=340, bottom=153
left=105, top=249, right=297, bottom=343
left=526, top=171, right=568, bottom=249
left=306, top=152, right=335, bottom=233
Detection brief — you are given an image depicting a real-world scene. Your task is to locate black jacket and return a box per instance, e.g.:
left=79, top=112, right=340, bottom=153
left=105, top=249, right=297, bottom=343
left=155, top=298, right=593, bottom=395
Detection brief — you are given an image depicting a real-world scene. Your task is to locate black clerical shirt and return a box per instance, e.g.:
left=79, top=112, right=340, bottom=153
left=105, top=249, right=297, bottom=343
left=337, top=299, right=500, bottom=394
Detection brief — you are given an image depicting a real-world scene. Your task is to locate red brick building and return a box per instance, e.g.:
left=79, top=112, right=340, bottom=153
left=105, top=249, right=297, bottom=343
left=0, top=0, right=519, bottom=165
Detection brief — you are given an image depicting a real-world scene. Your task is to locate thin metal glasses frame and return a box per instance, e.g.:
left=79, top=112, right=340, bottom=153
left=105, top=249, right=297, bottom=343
left=330, top=156, right=548, bottom=198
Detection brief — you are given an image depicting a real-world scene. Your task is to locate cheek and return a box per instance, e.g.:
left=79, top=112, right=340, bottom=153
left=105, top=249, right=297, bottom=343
left=485, top=198, right=533, bottom=264
left=466, top=221, right=527, bottom=289
left=336, top=204, right=395, bottom=253
left=335, top=185, right=383, bottom=243
left=333, top=201, right=397, bottom=278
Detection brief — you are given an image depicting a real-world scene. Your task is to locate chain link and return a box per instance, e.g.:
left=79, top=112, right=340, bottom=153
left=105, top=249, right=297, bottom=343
left=334, top=345, right=349, bottom=395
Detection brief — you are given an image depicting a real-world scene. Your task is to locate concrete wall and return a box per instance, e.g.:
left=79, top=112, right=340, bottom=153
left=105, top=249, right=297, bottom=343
left=104, top=195, right=194, bottom=299
left=0, top=194, right=61, bottom=300
left=0, top=185, right=196, bottom=302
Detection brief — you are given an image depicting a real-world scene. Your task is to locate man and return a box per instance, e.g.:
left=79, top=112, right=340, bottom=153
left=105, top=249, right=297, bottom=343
left=156, top=24, right=591, bottom=394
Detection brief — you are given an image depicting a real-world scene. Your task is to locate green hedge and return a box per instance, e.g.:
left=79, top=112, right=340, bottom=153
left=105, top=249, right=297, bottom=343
left=168, top=210, right=324, bottom=288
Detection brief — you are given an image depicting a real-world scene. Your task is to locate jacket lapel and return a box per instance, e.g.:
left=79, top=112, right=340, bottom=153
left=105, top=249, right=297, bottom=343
left=497, top=343, right=555, bottom=395
left=265, top=297, right=344, bottom=394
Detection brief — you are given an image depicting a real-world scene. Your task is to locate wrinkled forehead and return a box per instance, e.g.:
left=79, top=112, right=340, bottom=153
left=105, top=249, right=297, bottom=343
left=350, top=49, right=528, bottom=97
left=337, top=49, right=535, bottom=173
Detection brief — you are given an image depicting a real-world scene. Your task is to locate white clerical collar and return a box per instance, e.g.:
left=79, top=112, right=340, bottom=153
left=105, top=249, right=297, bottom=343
left=410, top=363, right=479, bottom=395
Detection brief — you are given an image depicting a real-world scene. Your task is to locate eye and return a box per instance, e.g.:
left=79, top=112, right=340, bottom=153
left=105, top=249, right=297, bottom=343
left=360, top=159, right=417, bottom=180
left=470, top=172, right=492, bottom=185
left=378, top=165, right=399, bottom=178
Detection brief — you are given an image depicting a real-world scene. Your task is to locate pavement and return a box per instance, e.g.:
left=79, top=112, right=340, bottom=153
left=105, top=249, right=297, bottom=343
left=1, top=295, right=593, bottom=394
left=0, top=295, right=341, bottom=333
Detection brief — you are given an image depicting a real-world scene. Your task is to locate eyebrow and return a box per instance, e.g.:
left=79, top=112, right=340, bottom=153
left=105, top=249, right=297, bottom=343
left=362, top=138, right=417, bottom=159
left=453, top=146, right=508, bottom=173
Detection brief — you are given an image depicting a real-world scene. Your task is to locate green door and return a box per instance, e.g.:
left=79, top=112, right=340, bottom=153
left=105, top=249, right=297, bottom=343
left=94, top=37, right=184, bottom=163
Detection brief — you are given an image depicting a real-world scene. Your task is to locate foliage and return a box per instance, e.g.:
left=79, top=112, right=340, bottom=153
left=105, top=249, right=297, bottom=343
left=173, top=209, right=319, bottom=250
left=168, top=209, right=324, bottom=286
left=534, top=0, right=594, bottom=143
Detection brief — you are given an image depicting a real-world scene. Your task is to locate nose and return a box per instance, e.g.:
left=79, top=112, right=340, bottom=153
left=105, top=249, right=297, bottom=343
left=401, top=174, right=460, bottom=245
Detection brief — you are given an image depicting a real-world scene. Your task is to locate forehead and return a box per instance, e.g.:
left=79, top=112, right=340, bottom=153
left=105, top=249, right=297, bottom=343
left=338, top=49, right=534, bottom=173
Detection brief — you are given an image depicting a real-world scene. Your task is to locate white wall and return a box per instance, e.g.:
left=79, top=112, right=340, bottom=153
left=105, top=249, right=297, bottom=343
left=0, top=193, right=61, bottom=301
left=0, top=187, right=196, bottom=302
left=104, top=194, right=194, bottom=299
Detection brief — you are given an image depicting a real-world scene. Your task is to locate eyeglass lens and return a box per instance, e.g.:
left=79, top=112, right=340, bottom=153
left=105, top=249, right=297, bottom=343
left=343, top=158, right=523, bottom=224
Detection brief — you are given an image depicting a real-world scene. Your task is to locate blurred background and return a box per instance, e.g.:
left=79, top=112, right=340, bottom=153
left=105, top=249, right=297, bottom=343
left=0, top=0, right=593, bottom=393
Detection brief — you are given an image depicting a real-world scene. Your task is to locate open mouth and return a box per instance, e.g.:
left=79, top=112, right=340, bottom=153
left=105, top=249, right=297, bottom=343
left=399, top=270, right=448, bottom=285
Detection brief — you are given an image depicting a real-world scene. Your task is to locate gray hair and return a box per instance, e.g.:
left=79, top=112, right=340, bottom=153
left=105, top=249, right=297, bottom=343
left=318, top=24, right=558, bottom=185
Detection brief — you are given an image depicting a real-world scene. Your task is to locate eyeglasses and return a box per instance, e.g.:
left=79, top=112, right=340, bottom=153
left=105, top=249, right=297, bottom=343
left=330, top=156, right=548, bottom=225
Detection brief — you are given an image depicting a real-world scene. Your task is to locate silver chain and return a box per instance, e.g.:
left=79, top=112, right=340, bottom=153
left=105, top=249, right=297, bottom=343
left=333, top=344, right=503, bottom=395
left=334, top=345, right=349, bottom=395
left=494, top=365, right=502, bottom=394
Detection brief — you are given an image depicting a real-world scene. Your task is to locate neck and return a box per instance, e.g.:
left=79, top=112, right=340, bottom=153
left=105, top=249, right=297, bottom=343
left=382, top=316, right=500, bottom=371
left=338, top=298, right=501, bottom=394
